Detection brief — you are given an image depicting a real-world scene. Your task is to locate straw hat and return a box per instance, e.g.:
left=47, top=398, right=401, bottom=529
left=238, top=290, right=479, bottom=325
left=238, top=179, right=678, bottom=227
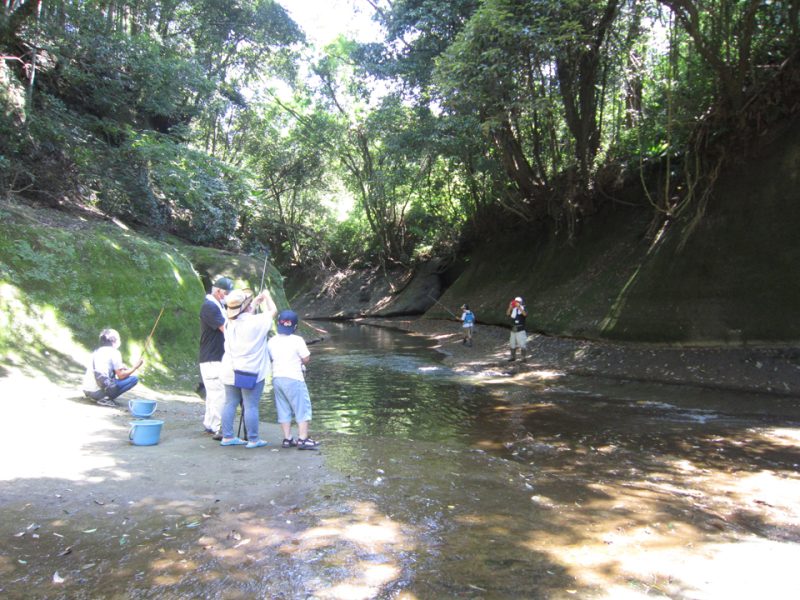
left=226, top=289, right=253, bottom=319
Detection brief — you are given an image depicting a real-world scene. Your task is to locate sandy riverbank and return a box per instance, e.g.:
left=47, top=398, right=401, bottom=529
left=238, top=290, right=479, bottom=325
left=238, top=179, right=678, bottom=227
left=0, top=366, right=349, bottom=598
left=357, top=317, right=800, bottom=396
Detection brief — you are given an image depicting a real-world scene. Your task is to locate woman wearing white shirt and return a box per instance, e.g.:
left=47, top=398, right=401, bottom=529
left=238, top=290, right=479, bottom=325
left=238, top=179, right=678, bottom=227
left=218, top=288, right=277, bottom=448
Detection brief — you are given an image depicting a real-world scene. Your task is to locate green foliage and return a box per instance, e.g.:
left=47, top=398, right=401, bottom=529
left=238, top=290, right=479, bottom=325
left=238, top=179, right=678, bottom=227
left=2, top=0, right=799, bottom=270
left=42, top=13, right=198, bottom=126
left=126, top=132, right=249, bottom=245
left=238, top=100, right=336, bottom=266
left=0, top=0, right=305, bottom=251
left=327, top=212, right=376, bottom=265
left=366, top=0, right=800, bottom=240
left=0, top=202, right=203, bottom=387
left=373, top=0, right=481, bottom=88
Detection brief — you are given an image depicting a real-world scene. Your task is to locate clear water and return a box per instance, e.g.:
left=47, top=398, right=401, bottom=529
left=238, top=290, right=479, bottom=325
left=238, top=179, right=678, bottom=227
left=282, top=322, right=800, bottom=598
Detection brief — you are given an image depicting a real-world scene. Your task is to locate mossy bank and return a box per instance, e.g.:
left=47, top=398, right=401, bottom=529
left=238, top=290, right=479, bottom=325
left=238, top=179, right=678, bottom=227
left=440, top=119, right=800, bottom=344
left=0, top=198, right=287, bottom=389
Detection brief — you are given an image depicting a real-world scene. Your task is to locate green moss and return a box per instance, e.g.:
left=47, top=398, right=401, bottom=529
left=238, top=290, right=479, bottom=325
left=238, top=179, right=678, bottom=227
left=178, top=244, right=287, bottom=309
left=0, top=200, right=288, bottom=389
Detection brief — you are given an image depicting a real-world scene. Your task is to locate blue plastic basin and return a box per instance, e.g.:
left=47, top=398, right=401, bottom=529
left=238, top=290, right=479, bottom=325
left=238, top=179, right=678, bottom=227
left=128, top=419, right=164, bottom=446
left=128, top=399, right=157, bottom=418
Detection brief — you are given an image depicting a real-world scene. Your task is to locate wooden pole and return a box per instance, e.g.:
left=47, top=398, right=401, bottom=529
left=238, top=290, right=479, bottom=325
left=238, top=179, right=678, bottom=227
left=141, top=306, right=165, bottom=357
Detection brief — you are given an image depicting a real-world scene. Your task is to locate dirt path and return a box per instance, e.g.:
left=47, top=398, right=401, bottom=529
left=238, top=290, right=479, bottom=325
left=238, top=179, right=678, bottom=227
left=0, top=368, right=345, bottom=598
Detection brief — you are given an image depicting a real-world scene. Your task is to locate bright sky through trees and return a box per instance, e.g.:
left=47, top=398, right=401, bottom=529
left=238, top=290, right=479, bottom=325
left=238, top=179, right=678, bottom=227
left=282, top=0, right=383, bottom=46
left=275, top=1, right=386, bottom=223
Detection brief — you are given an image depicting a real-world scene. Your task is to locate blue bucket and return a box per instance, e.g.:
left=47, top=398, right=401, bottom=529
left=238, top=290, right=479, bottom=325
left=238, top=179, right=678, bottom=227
left=128, top=399, right=157, bottom=418
left=128, top=419, right=164, bottom=446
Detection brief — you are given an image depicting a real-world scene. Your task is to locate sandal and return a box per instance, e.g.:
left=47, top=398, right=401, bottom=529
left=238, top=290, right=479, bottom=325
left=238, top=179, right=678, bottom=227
left=220, top=437, right=247, bottom=446
left=282, top=437, right=297, bottom=448
left=296, top=438, right=320, bottom=450
left=246, top=439, right=268, bottom=449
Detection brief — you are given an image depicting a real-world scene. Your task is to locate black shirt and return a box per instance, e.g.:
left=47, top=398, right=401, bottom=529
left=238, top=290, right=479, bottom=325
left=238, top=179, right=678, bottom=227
left=511, top=306, right=527, bottom=331
left=199, top=297, right=225, bottom=363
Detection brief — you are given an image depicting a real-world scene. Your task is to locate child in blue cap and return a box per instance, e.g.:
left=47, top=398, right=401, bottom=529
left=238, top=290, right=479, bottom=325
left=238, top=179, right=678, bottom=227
left=267, top=310, right=320, bottom=449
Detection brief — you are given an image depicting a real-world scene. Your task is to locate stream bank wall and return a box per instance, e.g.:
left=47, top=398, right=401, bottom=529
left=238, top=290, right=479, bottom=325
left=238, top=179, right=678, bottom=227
left=291, top=119, right=800, bottom=345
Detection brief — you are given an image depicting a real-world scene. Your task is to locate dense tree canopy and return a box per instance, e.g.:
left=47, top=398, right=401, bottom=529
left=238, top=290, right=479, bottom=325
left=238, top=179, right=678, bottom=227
left=1, top=0, right=798, bottom=267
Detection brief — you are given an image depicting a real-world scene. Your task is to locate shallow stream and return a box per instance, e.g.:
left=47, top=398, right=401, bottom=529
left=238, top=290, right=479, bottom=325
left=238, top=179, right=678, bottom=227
left=269, top=322, right=800, bottom=598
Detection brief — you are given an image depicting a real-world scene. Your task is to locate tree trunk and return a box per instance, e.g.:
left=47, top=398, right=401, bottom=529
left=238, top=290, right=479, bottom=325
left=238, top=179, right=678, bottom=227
left=659, top=0, right=761, bottom=112
left=555, top=0, right=619, bottom=190
left=489, top=118, right=541, bottom=203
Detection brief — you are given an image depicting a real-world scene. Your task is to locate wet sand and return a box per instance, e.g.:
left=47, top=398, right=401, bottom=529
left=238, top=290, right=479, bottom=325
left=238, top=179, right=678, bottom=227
left=359, top=317, right=800, bottom=396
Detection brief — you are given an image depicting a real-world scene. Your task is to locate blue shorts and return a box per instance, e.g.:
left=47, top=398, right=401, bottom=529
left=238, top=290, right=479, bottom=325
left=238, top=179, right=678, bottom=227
left=273, top=377, right=312, bottom=424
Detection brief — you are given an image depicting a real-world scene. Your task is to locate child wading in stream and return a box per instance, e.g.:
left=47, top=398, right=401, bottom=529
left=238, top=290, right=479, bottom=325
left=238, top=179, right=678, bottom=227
left=460, top=304, right=475, bottom=346
left=267, top=310, right=320, bottom=450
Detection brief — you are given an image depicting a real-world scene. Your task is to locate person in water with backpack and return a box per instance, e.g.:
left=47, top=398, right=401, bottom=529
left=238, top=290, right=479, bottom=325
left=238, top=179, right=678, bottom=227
left=460, top=303, right=475, bottom=346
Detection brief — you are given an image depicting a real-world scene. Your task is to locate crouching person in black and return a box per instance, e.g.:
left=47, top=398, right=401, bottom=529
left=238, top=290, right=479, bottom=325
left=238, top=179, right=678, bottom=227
left=82, top=328, right=143, bottom=406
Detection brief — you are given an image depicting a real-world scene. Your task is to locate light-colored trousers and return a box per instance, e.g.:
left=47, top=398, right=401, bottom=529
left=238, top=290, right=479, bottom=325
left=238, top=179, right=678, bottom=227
left=200, top=361, right=225, bottom=432
left=509, top=330, right=528, bottom=349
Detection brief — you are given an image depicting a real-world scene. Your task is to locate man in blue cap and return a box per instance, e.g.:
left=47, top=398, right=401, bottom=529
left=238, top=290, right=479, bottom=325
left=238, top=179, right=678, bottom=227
left=199, top=276, right=233, bottom=439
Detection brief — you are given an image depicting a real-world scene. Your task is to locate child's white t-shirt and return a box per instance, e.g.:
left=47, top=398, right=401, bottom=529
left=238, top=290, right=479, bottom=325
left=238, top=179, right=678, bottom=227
left=267, top=334, right=310, bottom=381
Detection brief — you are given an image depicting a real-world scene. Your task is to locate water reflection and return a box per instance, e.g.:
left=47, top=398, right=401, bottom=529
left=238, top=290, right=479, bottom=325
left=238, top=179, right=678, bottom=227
left=266, top=322, right=800, bottom=598
left=278, top=322, right=800, bottom=451
left=271, top=321, right=484, bottom=441
left=5, top=322, right=797, bottom=599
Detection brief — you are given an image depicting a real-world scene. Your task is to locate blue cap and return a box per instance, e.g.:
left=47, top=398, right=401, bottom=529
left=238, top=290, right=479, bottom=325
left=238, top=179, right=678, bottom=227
left=213, top=277, right=234, bottom=292
left=277, top=310, right=299, bottom=334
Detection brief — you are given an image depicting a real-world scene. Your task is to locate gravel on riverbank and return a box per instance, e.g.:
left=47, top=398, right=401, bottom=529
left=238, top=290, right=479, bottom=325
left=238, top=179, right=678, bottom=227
left=357, top=316, right=800, bottom=396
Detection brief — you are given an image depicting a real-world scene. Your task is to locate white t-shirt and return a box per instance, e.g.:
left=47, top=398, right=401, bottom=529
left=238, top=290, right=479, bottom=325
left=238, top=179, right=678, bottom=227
left=82, top=346, right=123, bottom=392
left=220, top=311, right=274, bottom=385
left=267, top=334, right=310, bottom=381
